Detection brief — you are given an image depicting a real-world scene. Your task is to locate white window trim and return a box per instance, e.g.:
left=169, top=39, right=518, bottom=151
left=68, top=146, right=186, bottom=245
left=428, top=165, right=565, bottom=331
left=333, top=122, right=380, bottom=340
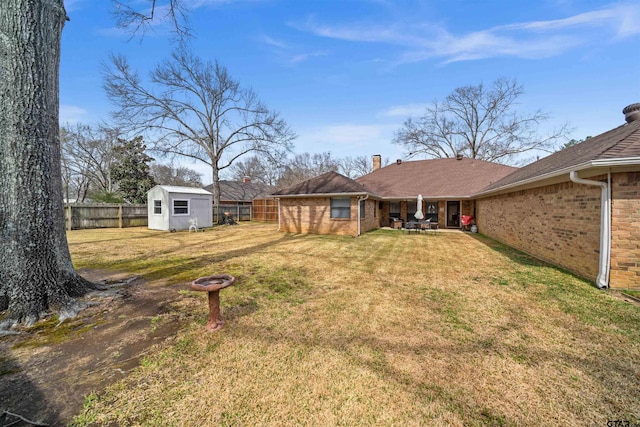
left=172, top=199, right=190, bottom=216
left=153, top=200, right=162, bottom=215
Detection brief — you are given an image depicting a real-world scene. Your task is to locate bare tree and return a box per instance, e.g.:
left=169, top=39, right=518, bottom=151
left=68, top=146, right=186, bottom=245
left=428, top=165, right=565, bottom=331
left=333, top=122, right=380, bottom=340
left=0, top=0, right=196, bottom=326
left=228, top=153, right=287, bottom=186
left=0, top=0, right=94, bottom=325
left=111, top=0, right=192, bottom=41
left=277, top=152, right=340, bottom=189
left=150, top=163, right=202, bottom=187
left=338, top=155, right=372, bottom=179
left=104, top=49, right=295, bottom=205
left=60, top=124, right=122, bottom=202
left=393, top=78, right=569, bottom=165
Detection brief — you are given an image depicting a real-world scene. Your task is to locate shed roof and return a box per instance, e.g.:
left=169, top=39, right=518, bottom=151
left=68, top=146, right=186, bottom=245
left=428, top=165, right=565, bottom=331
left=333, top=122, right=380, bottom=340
left=273, top=171, right=371, bottom=196
left=356, top=158, right=517, bottom=199
left=152, top=185, right=212, bottom=195
left=482, top=120, right=640, bottom=193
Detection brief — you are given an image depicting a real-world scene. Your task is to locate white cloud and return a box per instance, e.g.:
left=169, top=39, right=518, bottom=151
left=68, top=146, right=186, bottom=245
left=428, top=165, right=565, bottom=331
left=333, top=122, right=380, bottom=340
left=295, top=122, right=402, bottom=159
left=379, top=103, right=429, bottom=118
left=59, top=104, right=88, bottom=124
left=289, top=50, right=328, bottom=64
left=292, top=2, right=640, bottom=65
left=258, top=32, right=329, bottom=65
left=258, top=35, right=290, bottom=49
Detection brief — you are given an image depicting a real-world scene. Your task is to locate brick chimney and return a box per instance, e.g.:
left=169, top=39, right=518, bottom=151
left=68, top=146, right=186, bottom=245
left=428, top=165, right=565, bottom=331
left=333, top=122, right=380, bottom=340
left=372, top=154, right=381, bottom=171
left=242, top=176, right=251, bottom=183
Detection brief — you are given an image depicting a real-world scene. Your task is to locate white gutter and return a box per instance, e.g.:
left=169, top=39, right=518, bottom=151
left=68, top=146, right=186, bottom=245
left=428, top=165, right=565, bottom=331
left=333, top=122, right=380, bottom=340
left=569, top=171, right=611, bottom=288
left=357, top=194, right=369, bottom=236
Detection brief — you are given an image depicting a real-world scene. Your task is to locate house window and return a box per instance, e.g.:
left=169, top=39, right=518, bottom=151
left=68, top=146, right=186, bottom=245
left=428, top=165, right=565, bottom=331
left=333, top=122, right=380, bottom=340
left=173, top=199, right=189, bottom=215
left=407, top=201, right=417, bottom=219
left=360, top=199, right=365, bottom=218
left=390, top=202, right=400, bottom=219
left=153, top=200, right=162, bottom=215
left=331, top=197, right=350, bottom=219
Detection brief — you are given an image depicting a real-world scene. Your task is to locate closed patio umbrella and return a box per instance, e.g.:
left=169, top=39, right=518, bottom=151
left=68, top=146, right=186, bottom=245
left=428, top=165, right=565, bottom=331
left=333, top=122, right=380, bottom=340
left=414, top=194, right=424, bottom=220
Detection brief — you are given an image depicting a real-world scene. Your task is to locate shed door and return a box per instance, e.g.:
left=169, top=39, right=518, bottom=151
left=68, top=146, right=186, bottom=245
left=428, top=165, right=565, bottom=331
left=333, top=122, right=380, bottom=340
left=192, top=198, right=212, bottom=226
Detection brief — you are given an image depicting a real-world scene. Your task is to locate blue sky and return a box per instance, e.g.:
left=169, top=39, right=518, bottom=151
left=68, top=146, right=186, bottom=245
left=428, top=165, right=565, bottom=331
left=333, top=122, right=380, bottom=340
left=60, top=0, right=640, bottom=182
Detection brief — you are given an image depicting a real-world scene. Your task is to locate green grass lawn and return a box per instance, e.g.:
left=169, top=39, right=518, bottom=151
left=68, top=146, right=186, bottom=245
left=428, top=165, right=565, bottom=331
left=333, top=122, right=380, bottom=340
left=69, top=223, right=640, bottom=426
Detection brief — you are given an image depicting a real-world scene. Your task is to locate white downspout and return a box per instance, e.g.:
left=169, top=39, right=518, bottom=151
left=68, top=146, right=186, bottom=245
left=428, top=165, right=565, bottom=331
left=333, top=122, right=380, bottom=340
left=276, top=198, right=281, bottom=232
left=569, top=171, right=611, bottom=288
left=357, top=195, right=369, bottom=236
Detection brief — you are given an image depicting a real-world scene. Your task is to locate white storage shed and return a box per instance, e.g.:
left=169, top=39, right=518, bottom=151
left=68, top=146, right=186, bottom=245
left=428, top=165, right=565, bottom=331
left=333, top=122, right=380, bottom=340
left=147, top=185, right=213, bottom=231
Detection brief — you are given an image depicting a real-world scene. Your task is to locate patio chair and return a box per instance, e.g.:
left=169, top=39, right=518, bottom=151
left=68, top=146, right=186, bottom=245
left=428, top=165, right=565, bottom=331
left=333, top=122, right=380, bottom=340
left=188, top=217, right=198, bottom=233
left=405, top=221, right=420, bottom=234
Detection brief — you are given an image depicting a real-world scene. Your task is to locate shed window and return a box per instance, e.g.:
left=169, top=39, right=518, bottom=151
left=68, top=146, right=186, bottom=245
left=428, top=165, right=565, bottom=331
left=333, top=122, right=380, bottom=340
left=153, top=200, right=162, bottom=215
left=173, top=199, right=189, bottom=215
left=331, top=197, right=351, bottom=219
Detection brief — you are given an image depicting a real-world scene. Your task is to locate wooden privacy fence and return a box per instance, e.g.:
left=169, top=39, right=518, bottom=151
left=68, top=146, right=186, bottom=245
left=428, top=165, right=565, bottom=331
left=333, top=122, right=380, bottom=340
left=213, top=204, right=252, bottom=223
left=252, top=198, right=278, bottom=222
left=64, top=200, right=276, bottom=230
left=65, top=203, right=147, bottom=230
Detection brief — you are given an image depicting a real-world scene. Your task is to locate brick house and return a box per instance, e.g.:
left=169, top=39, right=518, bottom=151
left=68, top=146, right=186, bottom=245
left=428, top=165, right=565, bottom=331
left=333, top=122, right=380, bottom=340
left=272, top=104, right=640, bottom=289
left=273, top=158, right=516, bottom=236
left=476, top=106, right=640, bottom=290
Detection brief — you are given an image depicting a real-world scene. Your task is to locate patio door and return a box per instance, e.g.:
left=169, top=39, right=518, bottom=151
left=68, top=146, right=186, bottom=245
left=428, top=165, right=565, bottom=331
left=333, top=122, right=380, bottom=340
left=446, top=201, right=460, bottom=228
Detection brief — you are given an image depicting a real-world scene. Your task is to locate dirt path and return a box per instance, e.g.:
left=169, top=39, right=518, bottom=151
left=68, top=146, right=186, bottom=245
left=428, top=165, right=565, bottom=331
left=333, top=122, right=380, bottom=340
left=0, top=270, right=187, bottom=426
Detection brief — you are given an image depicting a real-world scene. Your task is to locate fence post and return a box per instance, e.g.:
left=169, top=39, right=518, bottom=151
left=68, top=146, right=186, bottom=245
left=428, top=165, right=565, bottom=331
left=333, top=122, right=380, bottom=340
left=118, top=204, right=123, bottom=228
left=67, top=204, right=72, bottom=231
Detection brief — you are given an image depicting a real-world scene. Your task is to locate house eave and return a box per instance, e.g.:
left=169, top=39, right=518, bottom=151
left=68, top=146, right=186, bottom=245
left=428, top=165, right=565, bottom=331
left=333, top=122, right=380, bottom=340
left=378, top=195, right=475, bottom=201
left=475, top=157, right=640, bottom=197
left=274, top=192, right=377, bottom=199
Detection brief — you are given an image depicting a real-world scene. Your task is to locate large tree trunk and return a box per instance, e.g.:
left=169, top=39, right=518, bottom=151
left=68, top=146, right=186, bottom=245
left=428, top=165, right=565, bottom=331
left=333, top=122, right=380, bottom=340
left=0, top=0, right=92, bottom=325
left=211, top=165, right=221, bottom=208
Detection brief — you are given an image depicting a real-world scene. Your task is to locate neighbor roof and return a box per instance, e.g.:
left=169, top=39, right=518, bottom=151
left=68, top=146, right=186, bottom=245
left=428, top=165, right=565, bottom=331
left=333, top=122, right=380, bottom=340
left=482, top=119, right=640, bottom=193
left=356, top=158, right=517, bottom=199
left=273, top=171, right=371, bottom=196
left=204, top=181, right=275, bottom=202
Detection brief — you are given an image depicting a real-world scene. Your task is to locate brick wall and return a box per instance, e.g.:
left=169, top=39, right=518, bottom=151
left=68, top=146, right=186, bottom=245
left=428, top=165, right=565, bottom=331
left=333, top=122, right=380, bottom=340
left=279, top=197, right=378, bottom=237
left=610, top=172, right=640, bottom=289
left=476, top=181, right=602, bottom=282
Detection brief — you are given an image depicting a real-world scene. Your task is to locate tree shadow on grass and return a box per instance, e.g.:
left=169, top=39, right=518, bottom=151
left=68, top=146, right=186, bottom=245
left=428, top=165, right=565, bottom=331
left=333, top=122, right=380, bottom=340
left=233, top=310, right=640, bottom=424
left=82, top=233, right=311, bottom=284
left=0, top=342, right=56, bottom=425
left=466, top=232, right=549, bottom=268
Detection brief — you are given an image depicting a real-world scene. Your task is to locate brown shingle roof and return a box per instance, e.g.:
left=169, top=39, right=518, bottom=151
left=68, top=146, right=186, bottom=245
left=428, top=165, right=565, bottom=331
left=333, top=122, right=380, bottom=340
left=273, top=171, right=370, bottom=196
left=482, top=120, right=640, bottom=192
left=356, top=158, right=517, bottom=198
left=204, top=181, right=275, bottom=202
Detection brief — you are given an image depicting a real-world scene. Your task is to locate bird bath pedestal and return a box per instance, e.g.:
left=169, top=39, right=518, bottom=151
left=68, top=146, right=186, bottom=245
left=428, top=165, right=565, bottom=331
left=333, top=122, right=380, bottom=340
left=191, top=274, right=236, bottom=332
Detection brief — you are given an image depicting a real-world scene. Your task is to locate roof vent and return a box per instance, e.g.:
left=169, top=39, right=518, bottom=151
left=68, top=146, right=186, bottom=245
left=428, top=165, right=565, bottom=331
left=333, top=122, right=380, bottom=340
left=623, top=103, right=640, bottom=123
left=396, top=159, right=402, bottom=165
left=456, top=153, right=464, bottom=160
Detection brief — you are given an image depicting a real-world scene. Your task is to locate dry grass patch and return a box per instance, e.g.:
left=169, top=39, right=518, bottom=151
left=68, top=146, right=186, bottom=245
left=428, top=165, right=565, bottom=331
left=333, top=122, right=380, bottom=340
left=69, top=224, right=640, bottom=426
